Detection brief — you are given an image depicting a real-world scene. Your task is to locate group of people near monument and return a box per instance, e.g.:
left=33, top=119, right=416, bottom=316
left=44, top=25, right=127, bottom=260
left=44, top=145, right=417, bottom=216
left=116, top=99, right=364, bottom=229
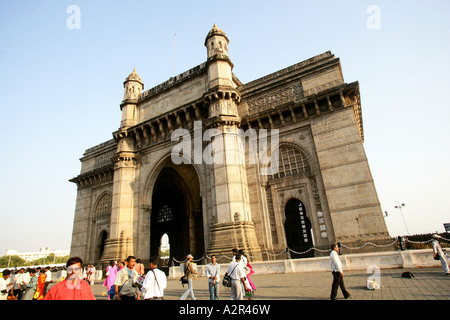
left=0, top=247, right=257, bottom=301
left=0, top=259, right=97, bottom=300
left=177, top=248, right=256, bottom=301
left=1, top=235, right=448, bottom=300
left=101, top=248, right=256, bottom=300
left=0, top=266, right=53, bottom=300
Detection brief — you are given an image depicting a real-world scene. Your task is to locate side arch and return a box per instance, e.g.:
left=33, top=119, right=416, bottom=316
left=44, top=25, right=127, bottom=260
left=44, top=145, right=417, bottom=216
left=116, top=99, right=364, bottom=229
left=284, top=198, right=314, bottom=258
left=91, top=192, right=112, bottom=263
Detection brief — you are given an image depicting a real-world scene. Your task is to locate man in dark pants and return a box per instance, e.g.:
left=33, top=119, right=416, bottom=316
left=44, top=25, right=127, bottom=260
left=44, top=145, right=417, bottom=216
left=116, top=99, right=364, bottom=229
left=330, top=243, right=351, bottom=300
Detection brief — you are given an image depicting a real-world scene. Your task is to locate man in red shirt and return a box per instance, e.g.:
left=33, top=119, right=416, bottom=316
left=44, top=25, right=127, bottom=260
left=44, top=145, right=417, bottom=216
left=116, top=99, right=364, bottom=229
left=44, top=257, right=95, bottom=300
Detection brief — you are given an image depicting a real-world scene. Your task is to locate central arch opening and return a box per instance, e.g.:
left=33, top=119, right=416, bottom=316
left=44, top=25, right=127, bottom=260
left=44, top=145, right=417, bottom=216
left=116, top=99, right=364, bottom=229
left=150, top=164, right=204, bottom=271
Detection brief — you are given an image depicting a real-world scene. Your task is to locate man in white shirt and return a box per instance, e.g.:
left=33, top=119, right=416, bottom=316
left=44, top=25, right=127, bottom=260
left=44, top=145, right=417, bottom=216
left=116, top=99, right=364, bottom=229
left=141, top=256, right=167, bottom=300
left=205, top=254, right=220, bottom=300
left=22, top=269, right=31, bottom=286
left=0, top=270, right=13, bottom=300
left=226, top=253, right=250, bottom=300
left=330, top=243, right=350, bottom=300
left=431, top=234, right=449, bottom=276
left=13, top=268, right=25, bottom=299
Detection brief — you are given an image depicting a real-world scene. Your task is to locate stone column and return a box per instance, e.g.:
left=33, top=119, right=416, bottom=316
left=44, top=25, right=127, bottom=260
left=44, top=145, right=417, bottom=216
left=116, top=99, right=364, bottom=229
left=205, top=119, right=262, bottom=260
left=203, top=24, right=262, bottom=260
left=101, top=148, right=136, bottom=263
left=100, top=68, right=143, bottom=263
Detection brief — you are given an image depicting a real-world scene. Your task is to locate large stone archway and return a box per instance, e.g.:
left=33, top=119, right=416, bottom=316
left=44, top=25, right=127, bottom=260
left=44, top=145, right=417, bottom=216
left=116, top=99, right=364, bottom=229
left=148, top=160, right=205, bottom=264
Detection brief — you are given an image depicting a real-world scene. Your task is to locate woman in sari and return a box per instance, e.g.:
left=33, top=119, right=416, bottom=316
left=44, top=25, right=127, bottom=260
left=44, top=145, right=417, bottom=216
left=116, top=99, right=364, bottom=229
left=103, top=260, right=117, bottom=300
left=34, top=271, right=47, bottom=300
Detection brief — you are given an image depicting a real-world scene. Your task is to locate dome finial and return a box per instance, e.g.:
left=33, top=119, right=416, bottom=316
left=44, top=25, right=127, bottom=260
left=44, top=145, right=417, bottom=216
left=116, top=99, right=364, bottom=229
left=205, top=23, right=229, bottom=46
left=124, top=67, right=143, bottom=86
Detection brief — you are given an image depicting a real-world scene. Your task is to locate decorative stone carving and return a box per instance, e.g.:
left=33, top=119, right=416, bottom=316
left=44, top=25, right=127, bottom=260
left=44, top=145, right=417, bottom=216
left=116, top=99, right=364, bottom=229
left=247, top=83, right=303, bottom=114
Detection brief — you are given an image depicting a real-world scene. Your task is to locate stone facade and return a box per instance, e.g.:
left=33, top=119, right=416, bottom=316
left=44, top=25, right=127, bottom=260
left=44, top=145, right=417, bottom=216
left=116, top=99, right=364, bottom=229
left=69, top=24, right=391, bottom=266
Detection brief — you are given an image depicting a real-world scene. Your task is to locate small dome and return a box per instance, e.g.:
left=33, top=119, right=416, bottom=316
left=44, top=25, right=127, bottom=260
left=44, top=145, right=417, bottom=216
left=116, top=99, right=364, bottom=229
left=124, top=68, right=143, bottom=85
left=204, top=23, right=229, bottom=46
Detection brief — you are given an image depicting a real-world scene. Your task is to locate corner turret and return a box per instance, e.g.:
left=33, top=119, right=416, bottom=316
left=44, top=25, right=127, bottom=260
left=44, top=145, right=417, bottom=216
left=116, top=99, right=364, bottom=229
left=120, top=68, right=143, bottom=128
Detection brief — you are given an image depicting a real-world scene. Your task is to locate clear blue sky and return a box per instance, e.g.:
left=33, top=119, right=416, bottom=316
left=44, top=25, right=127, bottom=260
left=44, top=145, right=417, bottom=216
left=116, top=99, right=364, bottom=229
left=1, top=0, right=449, bottom=254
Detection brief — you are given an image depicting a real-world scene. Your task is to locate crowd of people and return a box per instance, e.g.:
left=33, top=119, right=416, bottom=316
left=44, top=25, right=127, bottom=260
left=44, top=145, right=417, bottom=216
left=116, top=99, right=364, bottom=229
left=1, top=236, right=448, bottom=300
left=0, top=266, right=54, bottom=300
left=0, top=248, right=256, bottom=301
left=102, top=248, right=256, bottom=301
left=0, top=262, right=106, bottom=300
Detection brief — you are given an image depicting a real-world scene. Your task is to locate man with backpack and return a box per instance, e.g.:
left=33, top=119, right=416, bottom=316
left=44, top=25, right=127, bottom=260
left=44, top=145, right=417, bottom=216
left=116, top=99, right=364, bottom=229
left=114, top=256, right=141, bottom=300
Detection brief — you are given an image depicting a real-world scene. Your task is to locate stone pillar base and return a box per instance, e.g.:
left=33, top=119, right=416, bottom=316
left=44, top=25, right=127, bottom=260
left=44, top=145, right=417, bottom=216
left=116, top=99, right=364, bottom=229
left=207, top=221, right=262, bottom=262
left=100, top=237, right=134, bottom=264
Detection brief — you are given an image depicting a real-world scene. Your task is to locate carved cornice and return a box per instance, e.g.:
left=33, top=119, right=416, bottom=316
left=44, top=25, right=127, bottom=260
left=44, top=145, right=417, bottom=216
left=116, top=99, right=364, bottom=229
left=114, top=101, right=207, bottom=151
left=246, top=82, right=303, bottom=114
left=242, top=82, right=363, bottom=142
left=120, top=98, right=139, bottom=110
left=112, top=152, right=137, bottom=169
left=69, top=165, right=114, bottom=189
left=203, top=87, right=241, bottom=104
left=206, top=54, right=234, bottom=69
left=205, top=115, right=241, bottom=129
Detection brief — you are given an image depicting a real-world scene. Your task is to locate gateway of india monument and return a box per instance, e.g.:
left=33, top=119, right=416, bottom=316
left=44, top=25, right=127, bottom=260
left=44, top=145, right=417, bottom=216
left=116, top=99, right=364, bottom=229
left=69, top=24, right=391, bottom=267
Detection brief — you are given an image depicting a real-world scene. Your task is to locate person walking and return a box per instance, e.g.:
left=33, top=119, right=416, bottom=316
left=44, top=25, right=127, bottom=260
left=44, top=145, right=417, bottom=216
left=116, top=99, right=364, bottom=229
left=205, top=254, right=220, bottom=300
left=103, top=260, right=118, bottom=299
left=237, top=250, right=254, bottom=299
left=114, top=256, right=141, bottom=300
left=431, top=234, right=449, bottom=276
left=226, top=253, right=251, bottom=300
left=43, top=257, right=95, bottom=300
left=141, top=256, right=167, bottom=300
left=329, top=243, right=350, bottom=300
left=180, top=254, right=198, bottom=300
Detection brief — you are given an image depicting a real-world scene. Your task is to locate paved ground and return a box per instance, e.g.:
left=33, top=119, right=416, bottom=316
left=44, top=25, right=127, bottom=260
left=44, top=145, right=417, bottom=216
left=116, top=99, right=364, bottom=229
left=83, top=266, right=449, bottom=300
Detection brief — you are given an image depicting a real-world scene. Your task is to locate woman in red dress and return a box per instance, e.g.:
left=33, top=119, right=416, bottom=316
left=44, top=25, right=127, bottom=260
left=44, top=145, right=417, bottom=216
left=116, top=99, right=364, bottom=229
left=34, top=272, right=47, bottom=300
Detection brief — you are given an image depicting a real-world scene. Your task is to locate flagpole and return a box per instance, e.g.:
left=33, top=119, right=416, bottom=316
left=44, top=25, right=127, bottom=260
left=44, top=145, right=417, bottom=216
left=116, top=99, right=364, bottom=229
left=174, top=33, right=177, bottom=76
